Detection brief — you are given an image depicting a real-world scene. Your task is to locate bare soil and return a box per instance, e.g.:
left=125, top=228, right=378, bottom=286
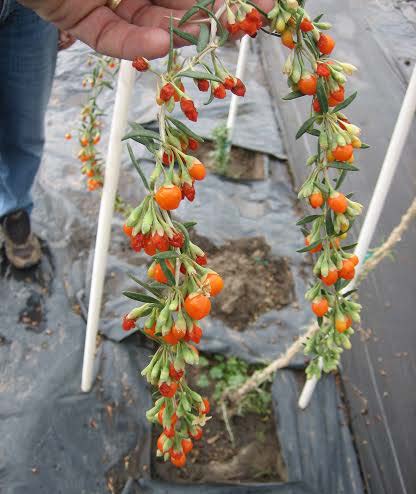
left=190, top=234, right=296, bottom=331
left=151, top=360, right=287, bottom=484
left=194, top=141, right=266, bottom=181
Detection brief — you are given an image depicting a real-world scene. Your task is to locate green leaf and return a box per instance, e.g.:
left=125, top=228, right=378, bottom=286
left=282, top=90, right=305, bottom=100
left=127, top=273, right=162, bottom=298
left=327, top=162, right=359, bottom=171
left=122, top=291, right=161, bottom=304
left=325, top=210, right=335, bottom=235
left=172, top=27, right=198, bottom=45
left=342, top=243, right=357, bottom=251
left=317, top=78, right=328, bottom=113
left=297, top=238, right=322, bottom=253
left=335, top=169, right=347, bottom=189
left=183, top=221, right=197, bottom=229
left=307, top=129, right=321, bottom=137
left=127, top=143, right=150, bottom=191
left=168, top=16, right=174, bottom=72
left=246, top=0, right=268, bottom=17
left=179, top=0, right=214, bottom=26
left=296, top=116, right=317, bottom=139
left=197, top=23, right=210, bottom=53
left=342, top=289, right=358, bottom=298
left=179, top=69, right=222, bottom=82
left=314, top=180, right=329, bottom=195
left=126, top=122, right=161, bottom=141
left=167, top=116, right=204, bottom=143
left=153, top=251, right=180, bottom=260
left=159, top=259, right=176, bottom=286
left=296, top=214, right=322, bottom=226
left=361, top=142, right=370, bottom=149
left=333, top=91, right=357, bottom=113
left=313, top=13, right=324, bottom=22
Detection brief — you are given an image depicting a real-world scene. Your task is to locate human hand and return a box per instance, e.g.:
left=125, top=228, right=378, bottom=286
left=18, top=0, right=273, bottom=60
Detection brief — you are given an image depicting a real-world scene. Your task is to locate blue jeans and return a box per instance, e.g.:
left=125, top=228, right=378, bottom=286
left=0, top=0, right=58, bottom=218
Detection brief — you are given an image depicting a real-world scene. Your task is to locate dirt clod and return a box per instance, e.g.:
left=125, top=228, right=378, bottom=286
left=191, top=235, right=295, bottom=330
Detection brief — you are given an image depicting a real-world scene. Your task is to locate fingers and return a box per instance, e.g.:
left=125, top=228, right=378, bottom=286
left=70, top=6, right=171, bottom=59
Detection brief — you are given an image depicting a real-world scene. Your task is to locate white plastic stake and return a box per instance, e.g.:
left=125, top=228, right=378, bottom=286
left=81, top=60, right=136, bottom=392
left=298, top=63, right=416, bottom=409
left=226, top=35, right=250, bottom=141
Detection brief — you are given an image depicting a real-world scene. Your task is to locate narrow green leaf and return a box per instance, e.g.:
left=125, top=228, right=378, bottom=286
left=282, top=90, right=305, bottom=100
left=153, top=251, right=180, bottom=261
left=123, top=291, right=161, bottom=304
left=197, top=24, right=210, bottom=53
left=317, top=78, right=328, bottom=113
left=127, top=273, right=162, bottom=298
left=335, top=169, right=347, bottom=189
left=246, top=0, right=268, bottom=16
left=361, top=142, right=370, bottom=149
left=179, top=69, right=222, bottom=82
left=325, top=210, right=335, bottom=235
left=327, top=162, right=359, bottom=171
left=307, top=129, right=321, bottom=137
left=317, top=316, right=323, bottom=327
left=127, top=144, right=150, bottom=191
left=172, top=27, right=198, bottom=45
left=297, top=238, right=322, bottom=253
left=179, top=0, right=214, bottom=26
left=296, top=214, right=322, bottom=226
left=296, top=116, right=317, bottom=139
left=342, top=243, right=358, bottom=251
left=123, top=130, right=160, bottom=142
left=313, top=13, right=324, bottom=22
left=333, top=91, right=357, bottom=113
left=159, top=259, right=176, bottom=286
left=168, top=16, right=174, bottom=72
left=342, top=289, right=358, bottom=298
left=314, top=181, right=329, bottom=195
left=167, top=116, right=204, bottom=143
left=182, top=221, right=197, bottom=229
left=300, top=227, right=309, bottom=236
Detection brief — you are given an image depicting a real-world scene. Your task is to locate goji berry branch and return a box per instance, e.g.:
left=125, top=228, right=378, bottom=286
left=119, top=0, right=367, bottom=467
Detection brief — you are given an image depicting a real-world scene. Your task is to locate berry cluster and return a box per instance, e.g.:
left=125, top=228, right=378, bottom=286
left=66, top=55, right=119, bottom=191
left=272, top=0, right=366, bottom=377
left=226, top=5, right=263, bottom=37
left=120, top=4, right=246, bottom=467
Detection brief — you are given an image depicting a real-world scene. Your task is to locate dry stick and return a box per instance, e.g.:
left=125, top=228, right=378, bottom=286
left=222, top=196, right=416, bottom=415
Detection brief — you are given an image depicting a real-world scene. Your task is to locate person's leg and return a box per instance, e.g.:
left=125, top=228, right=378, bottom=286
left=0, top=0, right=58, bottom=267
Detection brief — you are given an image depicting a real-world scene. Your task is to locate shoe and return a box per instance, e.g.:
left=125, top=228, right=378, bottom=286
left=1, top=209, right=41, bottom=269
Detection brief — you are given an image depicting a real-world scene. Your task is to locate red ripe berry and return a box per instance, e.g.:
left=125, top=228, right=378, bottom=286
left=159, top=382, right=178, bottom=398
left=182, top=182, right=195, bottom=202
left=188, top=138, right=199, bottom=151
left=316, top=63, right=331, bottom=78
left=317, top=33, right=335, bottom=55
left=213, top=83, right=226, bottom=99
left=173, top=82, right=184, bottom=103
left=200, top=397, right=210, bottom=414
left=152, top=233, right=170, bottom=252
left=130, top=233, right=144, bottom=252
left=123, top=224, right=133, bottom=237
left=162, top=151, right=174, bottom=166
left=122, top=315, right=136, bottom=331
left=231, top=78, right=246, bottom=97
left=239, top=18, right=258, bottom=36
left=189, top=426, right=203, bottom=441
left=190, top=325, right=202, bottom=344
left=164, top=425, right=176, bottom=438
left=197, top=79, right=210, bottom=92
left=226, top=22, right=240, bottom=35
left=169, top=362, right=184, bottom=381
left=247, top=8, right=262, bottom=25
left=160, top=83, right=175, bottom=102
left=180, top=264, right=187, bottom=275
left=223, top=76, right=235, bottom=90
left=143, top=235, right=157, bottom=256
left=196, top=254, right=207, bottom=266
left=132, top=56, right=149, bottom=72
left=170, top=232, right=184, bottom=249
left=180, top=98, right=198, bottom=122
left=312, top=98, right=321, bottom=113
left=300, top=18, right=314, bottom=32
